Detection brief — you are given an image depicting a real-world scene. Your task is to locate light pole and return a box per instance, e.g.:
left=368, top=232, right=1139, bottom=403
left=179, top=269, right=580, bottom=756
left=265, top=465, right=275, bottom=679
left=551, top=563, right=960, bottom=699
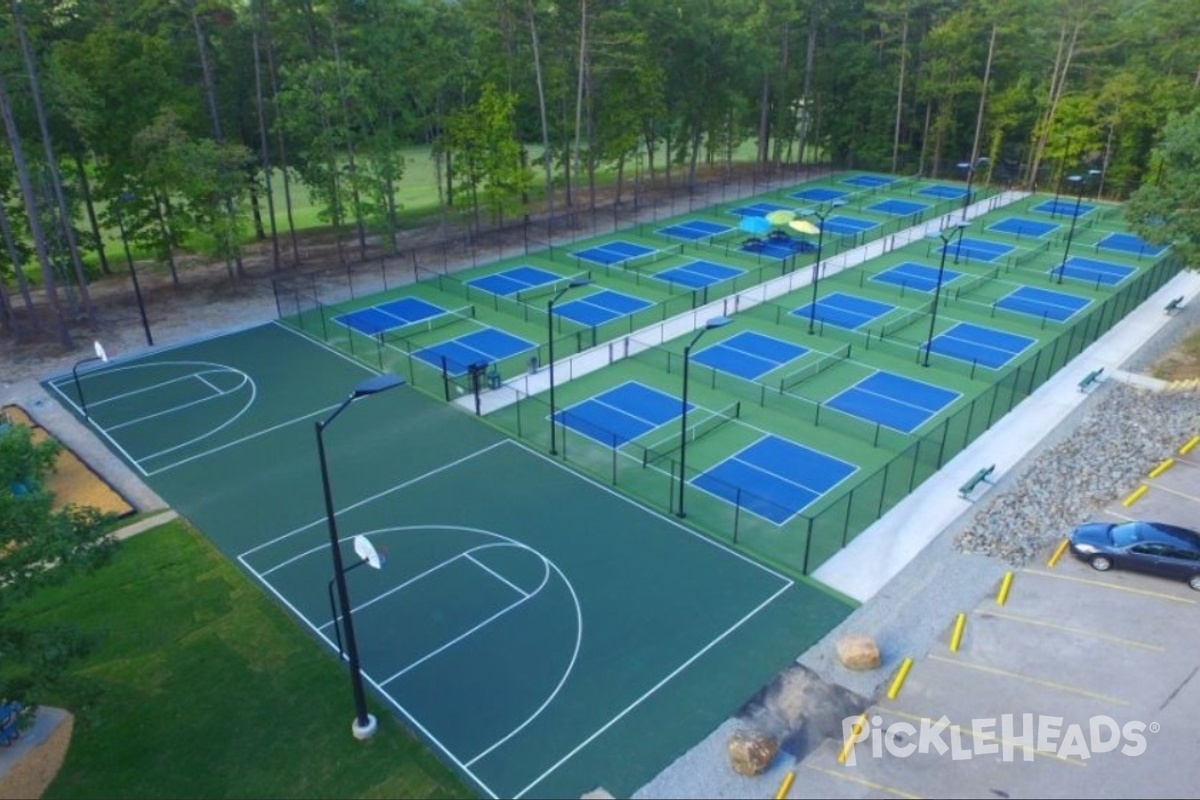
left=116, top=192, right=153, bottom=346
left=316, top=373, right=404, bottom=740
left=956, top=157, right=989, bottom=221
left=923, top=221, right=970, bottom=367
left=1055, top=169, right=1102, bottom=285
left=72, top=340, right=109, bottom=420
left=800, top=199, right=847, bottom=334
left=676, top=316, right=732, bottom=518
left=547, top=278, right=590, bottom=455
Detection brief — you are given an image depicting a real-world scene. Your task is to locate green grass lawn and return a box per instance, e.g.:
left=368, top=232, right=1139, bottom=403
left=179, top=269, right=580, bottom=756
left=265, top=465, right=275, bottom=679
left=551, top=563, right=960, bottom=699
left=10, top=518, right=474, bottom=799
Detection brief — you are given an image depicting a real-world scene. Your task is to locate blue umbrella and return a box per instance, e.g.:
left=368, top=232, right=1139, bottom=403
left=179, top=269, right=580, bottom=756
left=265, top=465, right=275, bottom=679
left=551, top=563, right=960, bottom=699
left=739, top=215, right=770, bottom=235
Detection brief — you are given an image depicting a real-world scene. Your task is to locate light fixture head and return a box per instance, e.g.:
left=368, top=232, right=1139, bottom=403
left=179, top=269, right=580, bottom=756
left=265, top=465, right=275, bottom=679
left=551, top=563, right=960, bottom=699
left=352, top=374, right=404, bottom=398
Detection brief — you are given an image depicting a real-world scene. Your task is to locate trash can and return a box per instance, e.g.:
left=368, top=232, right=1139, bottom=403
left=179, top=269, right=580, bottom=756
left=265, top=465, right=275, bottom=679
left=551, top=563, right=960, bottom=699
left=528, top=355, right=539, bottom=375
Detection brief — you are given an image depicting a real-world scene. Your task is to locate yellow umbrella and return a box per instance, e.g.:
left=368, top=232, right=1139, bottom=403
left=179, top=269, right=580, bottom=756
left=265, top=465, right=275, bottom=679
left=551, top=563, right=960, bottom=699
left=789, top=219, right=820, bottom=236
left=765, top=209, right=796, bottom=226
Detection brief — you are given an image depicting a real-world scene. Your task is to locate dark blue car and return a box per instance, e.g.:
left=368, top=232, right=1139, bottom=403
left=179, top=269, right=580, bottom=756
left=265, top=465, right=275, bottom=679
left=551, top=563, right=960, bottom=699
left=1069, top=520, right=1200, bottom=591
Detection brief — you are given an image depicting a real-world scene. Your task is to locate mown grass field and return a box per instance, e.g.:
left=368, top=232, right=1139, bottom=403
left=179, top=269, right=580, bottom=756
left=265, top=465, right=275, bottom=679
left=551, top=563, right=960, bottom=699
left=7, top=518, right=473, bottom=799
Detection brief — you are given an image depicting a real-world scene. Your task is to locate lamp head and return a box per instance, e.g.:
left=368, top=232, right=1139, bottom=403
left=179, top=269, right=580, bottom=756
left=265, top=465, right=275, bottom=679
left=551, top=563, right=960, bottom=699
left=351, top=374, right=404, bottom=398
left=705, top=316, right=732, bottom=330
left=568, top=277, right=590, bottom=288
left=830, top=199, right=848, bottom=209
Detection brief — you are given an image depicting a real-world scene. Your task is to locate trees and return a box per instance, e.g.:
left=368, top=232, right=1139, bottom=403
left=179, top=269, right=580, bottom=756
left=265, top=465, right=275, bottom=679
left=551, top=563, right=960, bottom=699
left=1126, top=106, right=1200, bottom=267
left=2, top=0, right=1198, bottom=351
left=0, top=417, right=117, bottom=705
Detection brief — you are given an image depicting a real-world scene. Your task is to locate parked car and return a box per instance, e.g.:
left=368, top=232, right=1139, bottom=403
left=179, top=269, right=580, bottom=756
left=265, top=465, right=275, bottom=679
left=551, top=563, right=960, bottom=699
left=1068, top=520, right=1200, bottom=590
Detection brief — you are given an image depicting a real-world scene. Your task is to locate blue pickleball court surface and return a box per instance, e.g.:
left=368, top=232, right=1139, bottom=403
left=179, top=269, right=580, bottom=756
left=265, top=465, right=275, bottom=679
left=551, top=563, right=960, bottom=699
left=333, top=296, right=446, bottom=336
left=842, top=174, right=896, bottom=188
left=994, top=286, right=1089, bottom=322
left=574, top=240, right=656, bottom=265
left=654, top=260, right=743, bottom=289
left=692, top=331, right=809, bottom=381
left=554, top=381, right=683, bottom=447
left=926, top=322, right=1035, bottom=369
left=870, top=262, right=961, bottom=293
left=868, top=199, right=929, bottom=217
left=793, top=292, right=894, bottom=330
left=823, top=215, right=879, bottom=237
left=917, top=185, right=967, bottom=200
left=790, top=187, right=849, bottom=203
left=1032, top=199, right=1096, bottom=217
left=656, top=219, right=732, bottom=241
left=467, top=265, right=562, bottom=296
left=412, top=327, right=536, bottom=376
left=729, top=201, right=793, bottom=217
left=1096, top=233, right=1167, bottom=258
left=554, top=289, right=654, bottom=326
left=937, top=236, right=1013, bottom=263
left=1053, top=256, right=1134, bottom=286
left=693, top=435, right=857, bottom=524
left=825, top=371, right=959, bottom=434
left=987, top=218, right=1059, bottom=239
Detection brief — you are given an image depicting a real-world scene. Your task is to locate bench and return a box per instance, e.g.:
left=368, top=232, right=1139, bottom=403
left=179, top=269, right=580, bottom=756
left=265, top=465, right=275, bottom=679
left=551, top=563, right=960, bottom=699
left=958, top=465, right=996, bottom=499
left=1165, top=296, right=1184, bottom=314
left=1078, top=367, right=1104, bottom=392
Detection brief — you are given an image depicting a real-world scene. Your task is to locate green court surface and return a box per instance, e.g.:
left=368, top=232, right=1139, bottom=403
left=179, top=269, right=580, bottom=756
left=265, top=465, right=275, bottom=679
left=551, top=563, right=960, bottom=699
left=45, top=322, right=853, bottom=799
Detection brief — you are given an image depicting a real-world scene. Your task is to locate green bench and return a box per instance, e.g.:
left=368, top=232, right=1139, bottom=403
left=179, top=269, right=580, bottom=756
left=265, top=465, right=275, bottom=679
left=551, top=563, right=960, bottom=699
left=1165, top=296, right=1184, bottom=314
left=1078, top=367, right=1104, bottom=392
left=958, top=465, right=996, bottom=499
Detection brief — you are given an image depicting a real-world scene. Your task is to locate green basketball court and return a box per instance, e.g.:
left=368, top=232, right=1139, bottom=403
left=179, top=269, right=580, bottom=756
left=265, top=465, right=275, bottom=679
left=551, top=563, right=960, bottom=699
left=46, top=322, right=853, bottom=798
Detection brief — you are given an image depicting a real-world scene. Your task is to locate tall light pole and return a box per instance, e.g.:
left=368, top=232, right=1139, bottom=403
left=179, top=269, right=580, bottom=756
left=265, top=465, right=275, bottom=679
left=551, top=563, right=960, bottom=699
left=116, top=192, right=153, bottom=346
left=316, top=373, right=404, bottom=740
left=956, top=157, right=989, bottom=221
left=72, top=340, right=109, bottom=420
left=800, top=199, right=847, bottom=334
left=547, top=278, right=590, bottom=455
left=923, top=221, right=970, bottom=367
left=1056, top=169, right=1102, bottom=285
left=676, top=316, right=732, bottom=518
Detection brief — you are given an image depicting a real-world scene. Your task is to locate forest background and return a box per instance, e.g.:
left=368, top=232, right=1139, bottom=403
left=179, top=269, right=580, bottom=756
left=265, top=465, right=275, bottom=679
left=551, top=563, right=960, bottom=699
left=1, top=0, right=1198, bottom=353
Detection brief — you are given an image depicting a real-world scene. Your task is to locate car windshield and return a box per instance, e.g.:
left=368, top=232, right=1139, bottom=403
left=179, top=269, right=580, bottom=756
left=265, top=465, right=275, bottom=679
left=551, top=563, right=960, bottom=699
left=1110, top=523, right=1144, bottom=548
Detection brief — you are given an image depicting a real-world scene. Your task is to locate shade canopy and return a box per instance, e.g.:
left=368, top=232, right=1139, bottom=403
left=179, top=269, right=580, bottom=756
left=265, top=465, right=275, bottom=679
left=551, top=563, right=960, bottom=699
left=739, top=215, right=771, bottom=235
left=765, top=209, right=796, bottom=226
left=789, top=219, right=820, bottom=236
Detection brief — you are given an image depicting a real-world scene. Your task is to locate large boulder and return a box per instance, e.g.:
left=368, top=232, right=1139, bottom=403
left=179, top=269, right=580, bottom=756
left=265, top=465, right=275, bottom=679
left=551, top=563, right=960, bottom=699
left=726, top=728, right=779, bottom=776
left=835, top=634, right=881, bottom=671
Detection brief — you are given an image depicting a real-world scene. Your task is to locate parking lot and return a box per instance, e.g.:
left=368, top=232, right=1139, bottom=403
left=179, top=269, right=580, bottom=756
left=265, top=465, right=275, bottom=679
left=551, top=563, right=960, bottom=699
left=790, top=435, right=1200, bottom=799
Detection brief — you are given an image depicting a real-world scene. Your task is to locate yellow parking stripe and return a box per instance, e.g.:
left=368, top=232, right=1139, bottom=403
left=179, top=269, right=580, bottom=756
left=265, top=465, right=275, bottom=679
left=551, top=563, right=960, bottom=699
left=802, top=763, right=922, bottom=799
left=1141, top=481, right=1200, bottom=504
left=1023, top=568, right=1196, bottom=604
left=982, top=610, right=1165, bottom=651
left=927, top=653, right=1128, bottom=705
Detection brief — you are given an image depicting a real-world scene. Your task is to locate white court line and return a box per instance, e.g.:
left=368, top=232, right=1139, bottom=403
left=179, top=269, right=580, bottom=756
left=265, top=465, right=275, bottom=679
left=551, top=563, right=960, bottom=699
left=378, top=554, right=552, bottom=687
left=465, top=552, right=531, bottom=599
left=242, top=440, right=512, bottom=564
left=512, top=579, right=795, bottom=799
left=105, top=374, right=243, bottom=432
